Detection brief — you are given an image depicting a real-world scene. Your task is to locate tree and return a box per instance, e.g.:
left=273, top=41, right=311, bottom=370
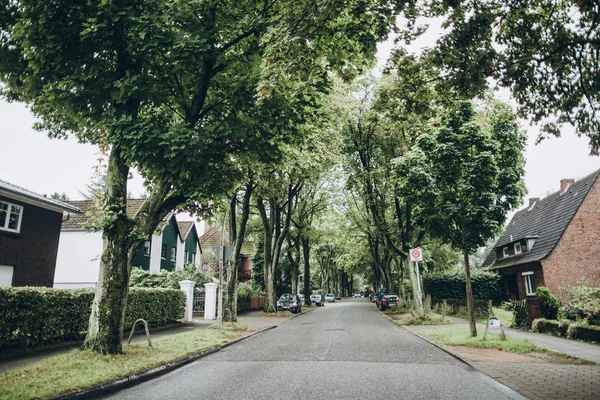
left=49, top=192, right=70, bottom=202
left=414, top=100, right=526, bottom=336
left=0, top=0, right=400, bottom=354
left=412, top=0, right=600, bottom=154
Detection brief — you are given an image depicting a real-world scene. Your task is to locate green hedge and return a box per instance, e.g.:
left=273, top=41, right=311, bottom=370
left=434, top=298, right=492, bottom=317
left=424, top=271, right=504, bottom=302
left=0, top=287, right=185, bottom=353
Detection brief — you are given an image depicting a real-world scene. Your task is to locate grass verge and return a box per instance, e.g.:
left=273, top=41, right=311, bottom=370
left=0, top=329, right=239, bottom=400
left=418, top=326, right=536, bottom=353
left=208, top=321, right=256, bottom=332
left=395, top=313, right=453, bottom=326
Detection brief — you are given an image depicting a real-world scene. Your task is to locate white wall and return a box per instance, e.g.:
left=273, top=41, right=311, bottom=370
left=176, top=238, right=185, bottom=270
left=54, top=231, right=102, bottom=289
left=149, top=233, right=162, bottom=273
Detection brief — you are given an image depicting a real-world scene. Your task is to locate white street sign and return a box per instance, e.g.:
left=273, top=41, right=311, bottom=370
left=410, top=248, right=423, bottom=262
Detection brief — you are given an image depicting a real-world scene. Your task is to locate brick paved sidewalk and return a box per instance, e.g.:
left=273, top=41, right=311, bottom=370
left=474, top=362, right=600, bottom=400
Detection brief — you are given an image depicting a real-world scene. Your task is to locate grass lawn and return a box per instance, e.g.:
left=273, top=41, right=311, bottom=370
left=448, top=307, right=514, bottom=326
left=395, top=313, right=453, bottom=326
left=418, top=326, right=537, bottom=354
left=0, top=328, right=240, bottom=400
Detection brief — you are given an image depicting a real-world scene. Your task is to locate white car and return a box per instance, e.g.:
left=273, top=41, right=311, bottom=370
left=310, top=294, right=323, bottom=306
left=353, top=292, right=361, bottom=298
left=325, top=293, right=335, bottom=302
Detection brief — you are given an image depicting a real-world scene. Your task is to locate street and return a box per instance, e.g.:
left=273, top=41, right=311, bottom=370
left=98, top=299, right=523, bottom=400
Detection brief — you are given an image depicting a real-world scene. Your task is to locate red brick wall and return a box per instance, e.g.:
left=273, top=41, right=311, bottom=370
left=0, top=196, right=63, bottom=287
left=494, top=262, right=545, bottom=301
left=542, top=177, right=600, bottom=300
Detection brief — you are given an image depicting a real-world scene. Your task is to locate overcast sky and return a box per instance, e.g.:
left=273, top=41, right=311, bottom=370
left=1, top=19, right=598, bottom=212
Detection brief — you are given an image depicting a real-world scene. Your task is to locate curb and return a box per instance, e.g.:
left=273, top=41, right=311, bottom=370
left=51, top=325, right=277, bottom=400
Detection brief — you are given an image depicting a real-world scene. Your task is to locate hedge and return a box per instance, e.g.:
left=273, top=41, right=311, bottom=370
left=0, top=287, right=185, bottom=353
left=424, top=271, right=504, bottom=302
left=434, top=298, right=493, bottom=317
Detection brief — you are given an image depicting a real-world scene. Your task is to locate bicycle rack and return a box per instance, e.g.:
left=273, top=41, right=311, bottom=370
left=127, top=318, right=152, bottom=349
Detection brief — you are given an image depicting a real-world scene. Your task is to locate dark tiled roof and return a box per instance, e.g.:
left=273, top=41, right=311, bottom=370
left=62, top=199, right=146, bottom=231
left=177, top=221, right=194, bottom=239
left=484, top=168, right=600, bottom=269
left=0, top=179, right=81, bottom=213
left=200, top=226, right=230, bottom=247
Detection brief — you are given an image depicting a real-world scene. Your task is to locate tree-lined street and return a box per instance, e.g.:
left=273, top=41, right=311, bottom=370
left=100, top=300, right=522, bottom=400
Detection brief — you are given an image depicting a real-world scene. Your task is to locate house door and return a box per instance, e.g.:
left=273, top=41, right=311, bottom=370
left=505, top=274, right=519, bottom=300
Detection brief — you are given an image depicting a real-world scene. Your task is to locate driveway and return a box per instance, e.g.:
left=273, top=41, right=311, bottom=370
left=97, top=299, right=524, bottom=400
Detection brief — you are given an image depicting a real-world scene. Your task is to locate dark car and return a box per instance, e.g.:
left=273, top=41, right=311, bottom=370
left=277, top=293, right=302, bottom=313
left=375, top=288, right=399, bottom=311
left=334, top=293, right=341, bottom=300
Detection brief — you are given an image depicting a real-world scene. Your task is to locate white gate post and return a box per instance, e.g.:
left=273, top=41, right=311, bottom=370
left=179, top=280, right=195, bottom=322
left=204, top=282, right=218, bottom=320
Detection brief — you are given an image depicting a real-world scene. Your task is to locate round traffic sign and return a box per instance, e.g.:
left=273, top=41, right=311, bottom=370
left=411, top=249, right=421, bottom=258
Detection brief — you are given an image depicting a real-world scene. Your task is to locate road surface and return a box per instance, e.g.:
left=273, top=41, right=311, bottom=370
left=98, top=298, right=524, bottom=400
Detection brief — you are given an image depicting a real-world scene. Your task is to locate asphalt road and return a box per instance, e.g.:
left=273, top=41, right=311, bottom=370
left=98, top=298, right=524, bottom=400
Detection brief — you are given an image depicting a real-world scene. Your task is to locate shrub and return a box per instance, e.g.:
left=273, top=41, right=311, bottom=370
left=434, top=298, right=492, bottom=317
left=0, top=287, right=93, bottom=352
left=236, top=281, right=254, bottom=313
left=423, top=270, right=504, bottom=302
left=512, top=299, right=529, bottom=329
left=536, top=286, right=560, bottom=320
left=0, top=286, right=185, bottom=352
left=125, top=288, right=185, bottom=329
left=561, top=284, right=600, bottom=325
left=130, top=265, right=212, bottom=289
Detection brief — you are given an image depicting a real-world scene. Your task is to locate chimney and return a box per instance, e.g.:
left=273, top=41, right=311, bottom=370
left=560, top=178, right=575, bottom=193
left=528, top=197, right=540, bottom=208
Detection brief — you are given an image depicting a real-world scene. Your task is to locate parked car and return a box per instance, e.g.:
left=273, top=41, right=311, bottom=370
left=334, top=293, right=341, bottom=300
left=353, top=292, right=361, bottom=298
left=375, top=288, right=399, bottom=311
left=276, top=293, right=302, bottom=313
left=325, top=293, right=335, bottom=302
left=310, top=294, right=323, bottom=306
left=369, top=293, right=376, bottom=302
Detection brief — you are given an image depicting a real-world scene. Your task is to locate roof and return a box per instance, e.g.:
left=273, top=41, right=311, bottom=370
left=0, top=179, right=81, bottom=214
left=199, top=226, right=230, bottom=248
left=177, top=221, right=195, bottom=240
left=62, top=198, right=146, bottom=231
left=484, top=168, right=600, bottom=269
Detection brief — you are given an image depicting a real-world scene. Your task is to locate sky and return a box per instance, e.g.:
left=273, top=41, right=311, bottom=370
left=1, top=19, right=598, bottom=215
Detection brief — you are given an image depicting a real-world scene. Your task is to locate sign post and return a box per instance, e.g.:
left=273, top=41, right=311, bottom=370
left=410, top=248, right=424, bottom=313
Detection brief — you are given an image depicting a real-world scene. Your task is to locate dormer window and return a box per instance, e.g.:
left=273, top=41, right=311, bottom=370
left=503, top=247, right=509, bottom=258
left=514, top=242, right=522, bottom=254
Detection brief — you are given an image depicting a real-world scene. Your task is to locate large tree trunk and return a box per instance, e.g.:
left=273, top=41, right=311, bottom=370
left=83, top=146, right=131, bottom=355
left=464, top=248, right=477, bottom=337
left=225, top=181, right=254, bottom=322
left=302, top=237, right=311, bottom=305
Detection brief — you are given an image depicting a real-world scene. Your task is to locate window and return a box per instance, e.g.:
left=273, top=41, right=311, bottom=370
left=522, top=272, right=535, bottom=296
left=502, top=247, right=509, bottom=258
left=514, top=242, right=522, bottom=254
left=143, top=240, right=151, bottom=256
left=184, top=251, right=189, bottom=264
left=161, top=244, right=167, bottom=259
left=191, top=252, right=196, bottom=264
left=0, top=201, right=23, bottom=233
left=0, top=265, right=14, bottom=287
left=170, top=247, right=176, bottom=262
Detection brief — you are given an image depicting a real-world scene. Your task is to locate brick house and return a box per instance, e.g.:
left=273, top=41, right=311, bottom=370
left=483, top=168, right=600, bottom=318
left=0, top=179, right=81, bottom=287
left=199, top=226, right=252, bottom=281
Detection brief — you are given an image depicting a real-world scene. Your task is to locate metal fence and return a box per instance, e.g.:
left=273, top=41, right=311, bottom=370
left=193, top=287, right=205, bottom=315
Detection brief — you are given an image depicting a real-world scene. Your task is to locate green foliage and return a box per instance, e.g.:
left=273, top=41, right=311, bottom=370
left=423, top=270, right=504, bottom=301
left=236, top=281, right=254, bottom=313
left=125, top=288, right=185, bottom=328
left=434, top=298, right=493, bottom=318
left=0, top=288, right=94, bottom=353
left=129, top=265, right=211, bottom=289
left=512, top=300, right=530, bottom=329
left=561, top=284, right=600, bottom=325
left=420, top=1, right=600, bottom=154
left=535, top=286, right=560, bottom=320
left=0, top=287, right=184, bottom=352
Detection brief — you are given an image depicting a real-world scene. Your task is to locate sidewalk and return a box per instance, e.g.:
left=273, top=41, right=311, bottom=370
left=411, top=316, right=600, bottom=400
left=448, top=316, right=600, bottom=363
left=0, top=310, right=289, bottom=375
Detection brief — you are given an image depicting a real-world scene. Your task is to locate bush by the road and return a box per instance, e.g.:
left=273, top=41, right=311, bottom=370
left=423, top=270, right=504, bottom=302
left=0, top=287, right=185, bottom=352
